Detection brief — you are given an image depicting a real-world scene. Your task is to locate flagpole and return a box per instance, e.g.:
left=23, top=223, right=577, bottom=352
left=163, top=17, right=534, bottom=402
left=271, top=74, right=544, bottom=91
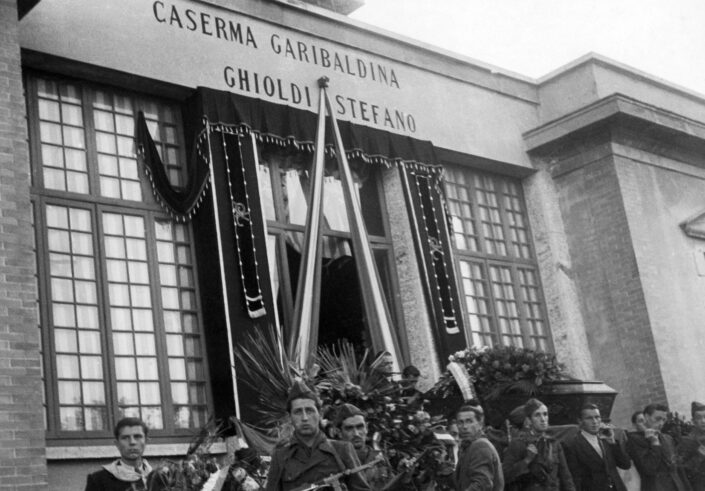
left=321, top=85, right=402, bottom=374
left=205, top=120, right=241, bottom=418
left=288, top=77, right=329, bottom=368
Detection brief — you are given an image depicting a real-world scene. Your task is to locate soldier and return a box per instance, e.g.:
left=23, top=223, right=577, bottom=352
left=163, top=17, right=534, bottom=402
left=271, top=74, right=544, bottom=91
left=336, top=403, right=390, bottom=490
left=454, top=405, right=503, bottom=491
left=265, top=382, right=370, bottom=491
left=625, top=403, right=689, bottom=491
left=502, top=398, right=576, bottom=490
left=678, top=401, right=705, bottom=490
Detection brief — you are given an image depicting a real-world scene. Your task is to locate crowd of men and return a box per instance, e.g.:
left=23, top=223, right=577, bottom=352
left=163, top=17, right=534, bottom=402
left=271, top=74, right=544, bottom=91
left=86, top=388, right=705, bottom=491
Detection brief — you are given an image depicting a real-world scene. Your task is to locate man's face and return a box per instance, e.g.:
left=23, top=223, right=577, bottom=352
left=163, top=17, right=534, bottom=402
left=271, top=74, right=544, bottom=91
left=693, top=410, right=705, bottom=431
left=290, top=398, right=320, bottom=438
left=457, top=410, right=483, bottom=441
left=633, top=413, right=646, bottom=432
left=115, top=425, right=146, bottom=464
left=379, top=355, right=394, bottom=376
left=579, top=408, right=602, bottom=435
left=645, top=410, right=667, bottom=431
left=340, top=415, right=367, bottom=450
left=529, top=405, right=549, bottom=433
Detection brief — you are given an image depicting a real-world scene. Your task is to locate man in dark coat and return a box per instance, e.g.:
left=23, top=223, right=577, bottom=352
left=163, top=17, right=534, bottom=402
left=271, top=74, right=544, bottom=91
left=563, top=403, right=630, bottom=491
left=677, top=401, right=705, bottom=491
left=502, top=398, right=576, bottom=490
left=85, top=417, right=152, bottom=491
left=625, top=403, right=690, bottom=491
left=265, top=382, right=370, bottom=491
left=455, top=404, right=504, bottom=491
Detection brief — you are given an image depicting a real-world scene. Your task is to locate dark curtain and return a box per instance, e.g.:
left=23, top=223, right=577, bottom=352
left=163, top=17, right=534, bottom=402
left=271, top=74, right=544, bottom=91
left=400, top=163, right=466, bottom=366
left=135, top=85, right=467, bottom=419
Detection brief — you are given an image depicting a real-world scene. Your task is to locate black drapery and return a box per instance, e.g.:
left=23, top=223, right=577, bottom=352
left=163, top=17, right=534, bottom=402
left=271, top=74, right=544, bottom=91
left=400, top=164, right=466, bottom=363
left=135, top=86, right=467, bottom=376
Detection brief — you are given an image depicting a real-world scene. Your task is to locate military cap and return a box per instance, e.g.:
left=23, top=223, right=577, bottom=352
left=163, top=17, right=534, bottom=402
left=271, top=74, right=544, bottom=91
left=286, top=380, right=320, bottom=411
left=335, top=403, right=364, bottom=426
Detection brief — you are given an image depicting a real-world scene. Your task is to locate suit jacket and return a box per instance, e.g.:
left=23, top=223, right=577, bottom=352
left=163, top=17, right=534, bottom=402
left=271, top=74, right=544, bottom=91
left=625, top=431, right=690, bottom=491
left=265, top=432, right=370, bottom=491
left=455, top=436, right=504, bottom=491
left=84, top=469, right=146, bottom=491
left=503, top=434, right=576, bottom=491
left=677, top=429, right=705, bottom=491
left=563, top=432, right=630, bottom=491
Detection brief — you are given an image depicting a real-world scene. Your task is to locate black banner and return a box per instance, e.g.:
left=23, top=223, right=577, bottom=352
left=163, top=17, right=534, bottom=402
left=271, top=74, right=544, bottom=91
left=400, top=163, right=466, bottom=365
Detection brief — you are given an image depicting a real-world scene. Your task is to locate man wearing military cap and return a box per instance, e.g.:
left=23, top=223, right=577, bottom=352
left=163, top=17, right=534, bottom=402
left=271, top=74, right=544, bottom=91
left=265, top=382, right=370, bottom=491
left=336, top=403, right=389, bottom=490
left=678, top=401, right=705, bottom=490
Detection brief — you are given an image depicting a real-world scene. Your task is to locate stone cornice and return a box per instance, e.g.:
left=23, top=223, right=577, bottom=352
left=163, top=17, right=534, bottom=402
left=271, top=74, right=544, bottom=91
left=524, top=93, right=705, bottom=152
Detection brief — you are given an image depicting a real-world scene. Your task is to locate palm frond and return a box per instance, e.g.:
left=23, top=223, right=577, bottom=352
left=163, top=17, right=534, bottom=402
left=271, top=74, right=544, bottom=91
left=234, top=326, right=296, bottom=426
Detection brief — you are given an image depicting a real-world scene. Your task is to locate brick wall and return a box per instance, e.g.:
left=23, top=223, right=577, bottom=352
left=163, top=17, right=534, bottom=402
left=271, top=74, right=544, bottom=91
left=0, top=1, right=47, bottom=489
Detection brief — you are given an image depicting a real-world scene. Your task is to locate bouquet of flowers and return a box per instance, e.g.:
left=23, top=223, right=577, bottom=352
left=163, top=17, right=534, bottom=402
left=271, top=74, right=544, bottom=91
left=430, top=345, right=567, bottom=403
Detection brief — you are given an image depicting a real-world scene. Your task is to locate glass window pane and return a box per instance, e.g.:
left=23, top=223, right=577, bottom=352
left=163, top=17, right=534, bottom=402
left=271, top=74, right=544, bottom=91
left=81, top=356, right=103, bottom=380
left=62, top=104, right=83, bottom=126
left=139, top=382, right=161, bottom=405
left=169, top=359, right=186, bottom=380
left=134, top=334, right=156, bottom=356
left=54, top=329, right=78, bottom=352
left=84, top=407, right=106, bottom=431
left=39, top=99, right=61, bottom=122
left=136, top=358, right=158, bottom=380
left=117, top=382, right=139, bottom=405
left=111, top=307, right=132, bottom=331
left=56, top=354, right=80, bottom=378
left=171, top=383, right=188, bottom=404
left=94, top=110, right=115, bottom=132
left=58, top=381, right=81, bottom=404
left=113, top=333, right=135, bottom=355
left=132, top=309, right=154, bottom=332
left=78, top=330, right=102, bottom=354
left=106, top=260, right=128, bottom=282
left=60, top=407, right=83, bottom=431
left=82, top=382, right=105, bottom=405
left=115, top=358, right=136, bottom=380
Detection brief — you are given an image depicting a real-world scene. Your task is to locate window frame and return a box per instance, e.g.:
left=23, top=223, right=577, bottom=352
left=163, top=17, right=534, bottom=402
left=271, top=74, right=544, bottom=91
left=26, top=71, right=214, bottom=443
left=257, top=148, right=407, bottom=358
left=445, top=164, right=553, bottom=352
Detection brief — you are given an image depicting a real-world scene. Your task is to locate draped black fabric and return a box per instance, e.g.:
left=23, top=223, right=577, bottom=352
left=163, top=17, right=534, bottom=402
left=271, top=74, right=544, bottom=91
left=192, top=87, right=440, bottom=170
left=135, top=111, right=210, bottom=221
left=207, top=126, right=268, bottom=319
left=400, top=163, right=466, bottom=364
left=135, top=86, right=466, bottom=365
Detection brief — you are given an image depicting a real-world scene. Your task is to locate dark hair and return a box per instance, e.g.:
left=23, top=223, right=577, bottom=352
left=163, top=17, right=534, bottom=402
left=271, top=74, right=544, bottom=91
left=114, top=417, right=149, bottom=439
left=456, top=405, right=484, bottom=423
left=524, top=398, right=546, bottom=418
left=643, top=403, right=668, bottom=416
left=402, top=365, right=420, bottom=378
left=631, top=410, right=644, bottom=424
left=579, top=403, right=600, bottom=419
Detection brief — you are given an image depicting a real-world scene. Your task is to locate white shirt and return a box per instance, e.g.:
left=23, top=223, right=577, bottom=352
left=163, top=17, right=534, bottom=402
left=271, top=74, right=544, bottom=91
left=581, top=430, right=604, bottom=458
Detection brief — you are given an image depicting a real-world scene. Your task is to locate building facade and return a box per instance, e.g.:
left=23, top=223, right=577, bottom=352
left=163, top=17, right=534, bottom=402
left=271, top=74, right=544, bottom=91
left=3, top=0, right=705, bottom=488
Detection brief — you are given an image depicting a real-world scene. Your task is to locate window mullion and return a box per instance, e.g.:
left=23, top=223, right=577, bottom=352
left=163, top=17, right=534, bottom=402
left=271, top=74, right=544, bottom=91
left=82, top=86, right=101, bottom=198
left=510, top=264, right=533, bottom=348
left=94, top=202, right=121, bottom=433
left=34, top=197, right=62, bottom=435
left=144, top=209, right=174, bottom=434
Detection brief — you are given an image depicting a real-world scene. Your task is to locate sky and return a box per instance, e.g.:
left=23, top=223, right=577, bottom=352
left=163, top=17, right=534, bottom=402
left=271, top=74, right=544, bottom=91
left=351, top=0, right=705, bottom=95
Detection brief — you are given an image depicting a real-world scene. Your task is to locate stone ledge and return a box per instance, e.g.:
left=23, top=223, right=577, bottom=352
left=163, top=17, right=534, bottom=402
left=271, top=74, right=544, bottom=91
left=46, top=442, right=227, bottom=461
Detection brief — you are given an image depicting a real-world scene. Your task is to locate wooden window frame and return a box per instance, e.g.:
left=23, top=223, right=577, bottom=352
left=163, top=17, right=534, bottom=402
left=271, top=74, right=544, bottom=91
left=446, top=165, right=553, bottom=352
left=27, top=71, right=214, bottom=443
